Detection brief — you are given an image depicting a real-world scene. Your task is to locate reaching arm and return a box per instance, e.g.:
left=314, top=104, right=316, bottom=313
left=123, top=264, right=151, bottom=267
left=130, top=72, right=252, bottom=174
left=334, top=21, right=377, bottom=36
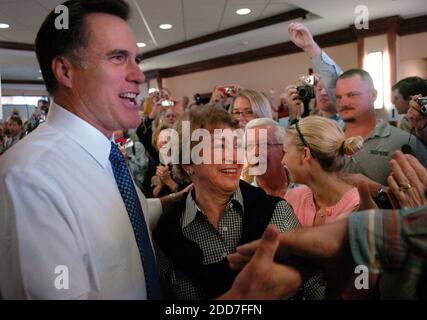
left=288, top=22, right=343, bottom=107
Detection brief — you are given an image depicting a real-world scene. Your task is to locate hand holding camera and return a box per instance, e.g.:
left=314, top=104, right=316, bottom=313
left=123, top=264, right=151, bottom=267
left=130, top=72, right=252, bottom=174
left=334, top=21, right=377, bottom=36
left=210, top=84, right=241, bottom=105
left=284, top=84, right=304, bottom=121
left=407, top=94, right=427, bottom=132
left=161, top=99, right=175, bottom=108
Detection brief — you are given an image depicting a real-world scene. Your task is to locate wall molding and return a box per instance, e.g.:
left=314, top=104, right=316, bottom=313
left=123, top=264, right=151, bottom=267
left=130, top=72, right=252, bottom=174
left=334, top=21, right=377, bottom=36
left=151, top=14, right=427, bottom=79
left=1, top=79, right=44, bottom=85
left=2, top=14, right=427, bottom=83
left=0, top=41, right=35, bottom=51
left=154, top=27, right=356, bottom=79
left=141, top=9, right=308, bottom=60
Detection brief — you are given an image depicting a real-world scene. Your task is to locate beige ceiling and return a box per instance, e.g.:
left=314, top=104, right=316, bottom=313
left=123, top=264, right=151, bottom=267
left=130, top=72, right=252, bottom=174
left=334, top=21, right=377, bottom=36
left=0, top=0, right=427, bottom=83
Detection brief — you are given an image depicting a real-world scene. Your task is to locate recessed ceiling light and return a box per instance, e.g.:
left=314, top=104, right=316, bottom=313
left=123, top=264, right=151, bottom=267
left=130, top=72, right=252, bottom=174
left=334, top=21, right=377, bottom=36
left=137, top=42, right=146, bottom=48
left=236, top=8, right=251, bottom=15
left=38, top=70, right=42, bottom=73
left=37, top=76, right=43, bottom=80
left=0, top=23, right=10, bottom=29
left=159, top=24, right=172, bottom=30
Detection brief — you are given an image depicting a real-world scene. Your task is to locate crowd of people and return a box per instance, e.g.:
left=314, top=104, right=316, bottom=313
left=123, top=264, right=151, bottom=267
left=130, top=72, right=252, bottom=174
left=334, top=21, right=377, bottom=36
left=1, top=0, right=427, bottom=300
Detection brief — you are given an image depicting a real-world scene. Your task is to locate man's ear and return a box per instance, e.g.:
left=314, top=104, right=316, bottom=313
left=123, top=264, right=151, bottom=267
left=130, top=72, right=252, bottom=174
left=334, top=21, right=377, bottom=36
left=370, top=88, right=378, bottom=106
left=51, top=56, right=75, bottom=89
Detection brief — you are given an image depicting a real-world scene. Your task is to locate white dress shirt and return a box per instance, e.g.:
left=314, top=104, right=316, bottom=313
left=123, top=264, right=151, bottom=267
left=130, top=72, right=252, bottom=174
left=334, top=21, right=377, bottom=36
left=0, top=103, right=162, bottom=299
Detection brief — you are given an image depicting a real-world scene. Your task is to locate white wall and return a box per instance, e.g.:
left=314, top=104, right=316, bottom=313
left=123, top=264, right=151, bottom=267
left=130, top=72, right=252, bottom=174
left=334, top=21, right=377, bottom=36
left=399, top=59, right=427, bottom=79
left=397, top=31, right=427, bottom=80
left=163, top=43, right=358, bottom=102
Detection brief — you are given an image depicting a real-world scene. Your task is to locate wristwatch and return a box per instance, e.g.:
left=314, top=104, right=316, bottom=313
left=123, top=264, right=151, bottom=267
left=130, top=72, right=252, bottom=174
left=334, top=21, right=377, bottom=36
left=374, top=186, right=393, bottom=209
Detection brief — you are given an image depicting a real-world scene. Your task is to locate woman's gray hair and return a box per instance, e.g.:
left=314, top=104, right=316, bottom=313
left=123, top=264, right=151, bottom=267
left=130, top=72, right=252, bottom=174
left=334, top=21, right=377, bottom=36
left=232, top=89, right=273, bottom=119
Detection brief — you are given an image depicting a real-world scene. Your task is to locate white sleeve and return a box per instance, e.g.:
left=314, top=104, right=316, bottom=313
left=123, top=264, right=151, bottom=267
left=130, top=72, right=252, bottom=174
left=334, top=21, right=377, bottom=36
left=0, top=169, right=91, bottom=299
left=145, top=198, right=163, bottom=231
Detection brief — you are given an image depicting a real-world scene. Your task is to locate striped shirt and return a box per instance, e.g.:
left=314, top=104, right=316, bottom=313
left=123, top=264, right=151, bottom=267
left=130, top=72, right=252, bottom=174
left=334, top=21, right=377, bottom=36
left=349, top=206, right=427, bottom=298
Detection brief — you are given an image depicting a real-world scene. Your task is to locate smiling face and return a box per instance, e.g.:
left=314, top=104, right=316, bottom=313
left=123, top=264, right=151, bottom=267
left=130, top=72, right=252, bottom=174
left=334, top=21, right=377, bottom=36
left=188, top=124, right=243, bottom=196
left=281, top=134, right=308, bottom=184
left=64, top=13, right=145, bottom=138
left=246, top=126, right=283, bottom=178
left=232, top=96, right=257, bottom=128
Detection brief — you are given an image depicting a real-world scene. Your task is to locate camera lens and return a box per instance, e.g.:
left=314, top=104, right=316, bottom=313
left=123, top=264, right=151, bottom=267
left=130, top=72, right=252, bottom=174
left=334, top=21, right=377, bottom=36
left=297, top=85, right=315, bottom=100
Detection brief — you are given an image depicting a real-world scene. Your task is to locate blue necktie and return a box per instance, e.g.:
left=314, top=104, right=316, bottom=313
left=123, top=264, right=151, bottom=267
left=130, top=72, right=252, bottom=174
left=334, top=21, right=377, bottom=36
left=109, top=142, right=161, bottom=299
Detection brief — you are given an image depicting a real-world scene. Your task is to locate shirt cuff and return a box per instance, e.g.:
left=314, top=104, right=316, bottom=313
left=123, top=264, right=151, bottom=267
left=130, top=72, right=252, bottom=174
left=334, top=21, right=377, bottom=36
left=348, top=210, right=383, bottom=273
left=349, top=210, right=408, bottom=273
left=311, top=51, right=343, bottom=74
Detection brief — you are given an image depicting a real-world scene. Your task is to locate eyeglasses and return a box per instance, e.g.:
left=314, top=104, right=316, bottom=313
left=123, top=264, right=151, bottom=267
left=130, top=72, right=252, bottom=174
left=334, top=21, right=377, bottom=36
left=231, top=109, right=254, bottom=117
left=246, top=143, right=283, bottom=150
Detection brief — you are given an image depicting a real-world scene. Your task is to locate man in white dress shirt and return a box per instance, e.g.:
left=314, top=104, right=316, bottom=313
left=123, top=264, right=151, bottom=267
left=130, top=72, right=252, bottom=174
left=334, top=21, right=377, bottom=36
left=0, top=0, right=164, bottom=299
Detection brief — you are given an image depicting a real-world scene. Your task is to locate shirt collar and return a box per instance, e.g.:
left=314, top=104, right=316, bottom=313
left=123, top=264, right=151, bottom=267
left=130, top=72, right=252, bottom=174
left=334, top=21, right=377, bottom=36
left=46, top=102, right=112, bottom=169
left=181, top=187, right=244, bottom=229
left=366, top=120, right=391, bottom=140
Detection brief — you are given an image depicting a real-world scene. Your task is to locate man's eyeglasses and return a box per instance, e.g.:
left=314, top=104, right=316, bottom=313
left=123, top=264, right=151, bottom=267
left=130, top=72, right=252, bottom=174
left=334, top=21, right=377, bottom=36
left=231, top=109, right=254, bottom=117
left=246, top=143, right=283, bottom=150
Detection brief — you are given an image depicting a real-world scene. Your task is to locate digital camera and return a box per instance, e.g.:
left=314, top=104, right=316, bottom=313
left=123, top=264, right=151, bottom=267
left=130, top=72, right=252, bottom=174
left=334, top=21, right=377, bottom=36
left=161, top=100, right=175, bottom=107
left=297, top=85, right=315, bottom=101
left=224, top=87, right=235, bottom=97
left=417, top=97, right=427, bottom=116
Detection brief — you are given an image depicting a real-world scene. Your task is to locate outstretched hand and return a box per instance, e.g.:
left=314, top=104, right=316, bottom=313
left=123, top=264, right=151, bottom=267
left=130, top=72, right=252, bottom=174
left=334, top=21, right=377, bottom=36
left=288, top=22, right=321, bottom=58
left=388, top=150, right=427, bottom=208
left=222, top=225, right=303, bottom=300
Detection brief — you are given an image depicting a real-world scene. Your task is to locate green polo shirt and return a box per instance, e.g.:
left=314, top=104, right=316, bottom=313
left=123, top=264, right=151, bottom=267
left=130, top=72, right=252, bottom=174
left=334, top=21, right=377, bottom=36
left=343, top=120, right=427, bottom=185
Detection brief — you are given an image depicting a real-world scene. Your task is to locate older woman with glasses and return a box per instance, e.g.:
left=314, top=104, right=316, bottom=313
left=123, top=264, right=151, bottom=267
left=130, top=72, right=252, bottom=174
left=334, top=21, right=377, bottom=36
left=153, top=107, right=324, bottom=300
left=283, top=116, right=364, bottom=226
left=231, top=89, right=273, bottom=128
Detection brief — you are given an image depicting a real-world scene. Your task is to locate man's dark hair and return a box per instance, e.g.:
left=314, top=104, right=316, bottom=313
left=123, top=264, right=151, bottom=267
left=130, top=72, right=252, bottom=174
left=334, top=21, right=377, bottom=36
left=35, top=0, right=130, bottom=95
left=9, top=116, right=23, bottom=127
left=392, top=76, right=427, bottom=101
left=338, top=68, right=374, bottom=89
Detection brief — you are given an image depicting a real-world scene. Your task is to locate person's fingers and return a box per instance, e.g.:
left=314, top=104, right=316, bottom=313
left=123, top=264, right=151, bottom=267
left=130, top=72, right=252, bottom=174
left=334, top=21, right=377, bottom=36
left=390, top=152, right=418, bottom=187
left=236, top=239, right=261, bottom=256
left=405, top=154, right=427, bottom=185
left=250, top=225, right=280, bottom=263
left=228, top=252, right=252, bottom=271
left=181, top=183, right=194, bottom=193
left=387, top=174, right=407, bottom=205
left=357, top=180, right=378, bottom=210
